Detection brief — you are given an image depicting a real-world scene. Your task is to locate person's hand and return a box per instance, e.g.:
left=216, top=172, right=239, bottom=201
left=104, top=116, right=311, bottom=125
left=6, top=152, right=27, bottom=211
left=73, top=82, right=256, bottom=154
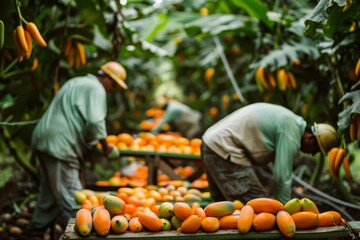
left=338, top=89, right=360, bottom=130
left=105, top=145, right=120, bottom=160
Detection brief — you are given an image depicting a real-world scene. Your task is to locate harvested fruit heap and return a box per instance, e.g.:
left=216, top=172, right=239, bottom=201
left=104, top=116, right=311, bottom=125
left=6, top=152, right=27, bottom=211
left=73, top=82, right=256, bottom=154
left=100, top=132, right=202, bottom=155
left=95, top=164, right=209, bottom=189
left=74, top=183, right=212, bottom=214
left=74, top=192, right=346, bottom=238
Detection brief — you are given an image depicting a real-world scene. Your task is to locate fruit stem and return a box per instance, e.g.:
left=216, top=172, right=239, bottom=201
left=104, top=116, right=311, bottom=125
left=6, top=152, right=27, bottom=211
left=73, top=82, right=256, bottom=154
left=14, top=0, right=28, bottom=25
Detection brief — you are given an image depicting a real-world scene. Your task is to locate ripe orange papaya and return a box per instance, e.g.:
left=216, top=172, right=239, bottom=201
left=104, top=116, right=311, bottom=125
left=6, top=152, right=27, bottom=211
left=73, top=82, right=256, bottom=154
left=276, top=210, right=296, bottom=238
left=219, top=215, right=239, bottom=229
left=252, top=212, right=276, bottom=231
left=173, top=202, right=193, bottom=221
left=194, top=207, right=206, bottom=220
left=92, top=207, right=111, bottom=236
left=75, top=209, right=92, bottom=237
left=237, top=205, right=254, bottom=234
left=247, top=198, right=284, bottom=214
left=201, top=217, right=220, bottom=233
left=317, top=211, right=342, bottom=227
left=179, top=215, right=202, bottom=233
left=291, top=211, right=318, bottom=230
left=138, top=212, right=162, bottom=232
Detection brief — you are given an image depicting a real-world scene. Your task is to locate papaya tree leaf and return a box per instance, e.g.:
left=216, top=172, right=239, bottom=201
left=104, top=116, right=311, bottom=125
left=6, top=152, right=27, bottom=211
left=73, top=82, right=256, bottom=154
left=304, top=0, right=347, bottom=37
left=0, top=94, right=14, bottom=110
left=231, top=0, right=274, bottom=29
left=323, top=2, right=344, bottom=38
left=258, top=39, right=319, bottom=69
left=167, top=12, right=257, bottom=37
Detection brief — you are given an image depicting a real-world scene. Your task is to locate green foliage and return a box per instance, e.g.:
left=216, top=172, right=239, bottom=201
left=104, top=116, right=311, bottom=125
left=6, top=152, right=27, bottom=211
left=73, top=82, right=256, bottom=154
left=0, top=0, right=359, bottom=203
left=0, top=166, right=13, bottom=188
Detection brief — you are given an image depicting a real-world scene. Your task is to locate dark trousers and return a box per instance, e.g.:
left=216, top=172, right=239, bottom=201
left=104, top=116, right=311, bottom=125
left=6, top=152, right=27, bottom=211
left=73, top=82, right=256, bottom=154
left=201, top=143, right=266, bottom=203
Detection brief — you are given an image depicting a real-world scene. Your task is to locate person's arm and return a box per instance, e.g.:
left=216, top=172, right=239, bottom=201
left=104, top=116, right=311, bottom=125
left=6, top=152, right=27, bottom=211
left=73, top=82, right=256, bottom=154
left=151, top=108, right=181, bottom=134
left=272, top=132, right=300, bottom=203
left=99, top=139, right=114, bottom=157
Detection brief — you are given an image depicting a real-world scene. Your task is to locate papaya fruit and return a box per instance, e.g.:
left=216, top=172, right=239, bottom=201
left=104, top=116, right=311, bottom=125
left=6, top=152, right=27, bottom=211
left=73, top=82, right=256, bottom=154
left=233, top=200, right=244, bottom=210
left=201, top=217, right=220, bottom=233
left=74, top=191, right=87, bottom=204
left=110, top=215, right=128, bottom=233
left=170, top=215, right=183, bottom=230
left=204, top=201, right=236, bottom=218
left=317, top=211, right=342, bottom=227
left=191, top=202, right=201, bottom=213
left=253, top=212, right=276, bottom=231
left=276, top=210, right=296, bottom=238
left=173, top=202, right=192, bottom=221
left=160, top=218, right=172, bottom=231
left=159, top=202, right=174, bottom=219
left=138, top=212, right=162, bottom=232
left=300, top=198, right=319, bottom=214
left=247, top=198, right=284, bottom=214
left=291, top=211, right=318, bottom=230
left=103, top=195, right=126, bottom=215
left=75, top=209, right=92, bottom=237
left=219, top=215, right=239, bottom=229
left=237, top=205, right=254, bottom=234
left=194, top=207, right=206, bottom=220
left=179, top=215, right=202, bottom=233
left=128, top=217, right=143, bottom=232
left=284, top=198, right=302, bottom=215
left=92, top=207, right=111, bottom=236
left=184, top=193, right=202, bottom=203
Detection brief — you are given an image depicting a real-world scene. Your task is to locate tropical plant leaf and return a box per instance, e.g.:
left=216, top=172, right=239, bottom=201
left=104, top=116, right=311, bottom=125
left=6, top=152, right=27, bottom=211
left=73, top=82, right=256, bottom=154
left=231, top=0, right=274, bottom=29
left=0, top=94, right=14, bottom=110
left=304, top=0, right=347, bottom=37
left=168, top=12, right=257, bottom=37
left=257, top=39, right=319, bottom=69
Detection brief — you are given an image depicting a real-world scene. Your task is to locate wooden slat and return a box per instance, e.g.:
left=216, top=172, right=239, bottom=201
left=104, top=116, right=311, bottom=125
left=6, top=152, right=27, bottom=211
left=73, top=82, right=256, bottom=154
left=60, top=219, right=351, bottom=240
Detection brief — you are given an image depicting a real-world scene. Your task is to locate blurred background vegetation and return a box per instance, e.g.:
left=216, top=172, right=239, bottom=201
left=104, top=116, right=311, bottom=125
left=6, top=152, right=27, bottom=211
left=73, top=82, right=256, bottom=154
left=0, top=0, right=360, bottom=210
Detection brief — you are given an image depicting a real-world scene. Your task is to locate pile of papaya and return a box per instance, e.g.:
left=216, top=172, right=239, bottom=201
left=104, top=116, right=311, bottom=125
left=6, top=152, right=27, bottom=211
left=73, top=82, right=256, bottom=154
left=74, top=195, right=345, bottom=238
left=74, top=183, right=212, bottom=214
left=99, top=132, right=202, bottom=155
left=95, top=164, right=209, bottom=189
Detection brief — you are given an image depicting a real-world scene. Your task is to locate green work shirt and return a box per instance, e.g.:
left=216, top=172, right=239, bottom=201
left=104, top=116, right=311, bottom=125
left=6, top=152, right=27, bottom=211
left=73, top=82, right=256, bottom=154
left=203, top=103, right=306, bottom=203
left=151, top=101, right=202, bottom=139
left=31, top=74, right=107, bottom=165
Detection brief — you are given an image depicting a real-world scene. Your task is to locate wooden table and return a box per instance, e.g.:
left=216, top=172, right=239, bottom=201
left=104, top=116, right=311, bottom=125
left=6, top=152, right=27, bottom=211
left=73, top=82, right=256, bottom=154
left=60, top=218, right=354, bottom=239
left=119, top=150, right=203, bottom=185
